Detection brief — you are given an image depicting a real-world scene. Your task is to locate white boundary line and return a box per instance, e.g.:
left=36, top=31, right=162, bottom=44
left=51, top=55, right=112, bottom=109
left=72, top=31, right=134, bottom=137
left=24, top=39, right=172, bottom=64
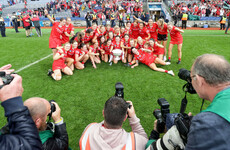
left=15, top=53, right=53, bottom=73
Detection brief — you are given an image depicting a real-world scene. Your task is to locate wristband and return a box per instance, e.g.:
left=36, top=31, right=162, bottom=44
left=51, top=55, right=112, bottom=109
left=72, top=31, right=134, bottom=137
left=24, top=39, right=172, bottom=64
left=55, top=117, right=63, bottom=125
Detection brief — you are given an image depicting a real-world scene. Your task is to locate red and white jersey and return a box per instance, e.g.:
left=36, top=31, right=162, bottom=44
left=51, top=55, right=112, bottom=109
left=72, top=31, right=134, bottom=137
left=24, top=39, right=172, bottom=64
left=134, top=50, right=153, bottom=64
left=157, top=23, right=168, bottom=35
left=83, top=35, right=93, bottom=44
left=55, top=48, right=68, bottom=63
left=90, top=46, right=100, bottom=53
left=103, top=44, right=112, bottom=53
left=113, top=41, right=122, bottom=49
left=95, top=30, right=106, bottom=41
left=169, top=26, right=183, bottom=41
left=50, top=22, right=64, bottom=39
left=138, top=27, right=149, bottom=39
left=146, top=23, right=158, bottom=39
left=130, top=23, right=139, bottom=38
left=135, top=41, right=146, bottom=49
left=67, top=48, right=75, bottom=58
left=122, top=39, right=130, bottom=47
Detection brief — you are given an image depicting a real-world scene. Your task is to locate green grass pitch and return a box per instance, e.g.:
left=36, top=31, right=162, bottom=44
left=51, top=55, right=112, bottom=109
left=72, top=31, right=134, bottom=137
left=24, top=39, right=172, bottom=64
left=0, top=28, right=230, bottom=150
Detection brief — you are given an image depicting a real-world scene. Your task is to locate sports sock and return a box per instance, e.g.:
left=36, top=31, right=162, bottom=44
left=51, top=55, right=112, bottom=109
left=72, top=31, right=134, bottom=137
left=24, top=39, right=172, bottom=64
left=165, top=70, right=168, bottom=73
left=178, top=58, right=181, bottom=61
left=168, top=57, right=171, bottom=60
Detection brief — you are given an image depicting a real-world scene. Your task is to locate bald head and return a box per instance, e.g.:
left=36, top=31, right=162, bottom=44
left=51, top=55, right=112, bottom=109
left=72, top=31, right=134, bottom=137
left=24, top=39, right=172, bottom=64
left=24, top=97, right=50, bottom=121
left=192, top=54, right=230, bottom=86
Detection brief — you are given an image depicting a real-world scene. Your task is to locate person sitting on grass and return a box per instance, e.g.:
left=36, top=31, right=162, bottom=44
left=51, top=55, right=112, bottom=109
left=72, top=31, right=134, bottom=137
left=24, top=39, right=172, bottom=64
left=127, top=47, right=174, bottom=76
left=48, top=43, right=73, bottom=81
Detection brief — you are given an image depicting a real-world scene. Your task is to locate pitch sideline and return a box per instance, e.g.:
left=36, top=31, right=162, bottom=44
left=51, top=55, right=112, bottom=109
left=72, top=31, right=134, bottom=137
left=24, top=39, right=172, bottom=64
left=15, top=53, right=53, bottom=73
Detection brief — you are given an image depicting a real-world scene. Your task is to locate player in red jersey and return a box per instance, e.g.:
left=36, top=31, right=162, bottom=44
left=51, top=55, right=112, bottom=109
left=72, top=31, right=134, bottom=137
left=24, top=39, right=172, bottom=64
left=138, top=22, right=150, bottom=41
left=105, top=24, right=114, bottom=38
left=136, top=36, right=146, bottom=49
left=83, top=28, right=96, bottom=46
left=109, top=36, right=126, bottom=65
left=121, top=34, right=131, bottom=62
left=157, top=19, right=168, bottom=61
left=61, top=17, right=74, bottom=44
left=89, top=42, right=101, bottom=69
left=167, top=22, right=184, bottom=64
left=128, top=48, right=174, bottom=76
left=102, top=39, right=113, bottom=62
left=130, top=20, right=139, bottom=40
left=149, top=38, right=164, bottom=60
left=120, top=26, right=126, bottom=39
left=146, top=19, right=158, bottom=42
left=65, top=41, right=77, bottom=71
left=95, top=25, right=106, bottom=42
left=113, top=26, right=120, bottom=37
left=22, top=13, right=31, bottom=37
left=99, top=36, right=106, bottom=61
left=106, top=31, right=115, bottom=42
left=44, top=9, right=66, bottom=56
left=48, top=43, right=73, bottom=81
left=73, top=43, right=86, bottom=70
left=71, top=31, right=84, bottom=45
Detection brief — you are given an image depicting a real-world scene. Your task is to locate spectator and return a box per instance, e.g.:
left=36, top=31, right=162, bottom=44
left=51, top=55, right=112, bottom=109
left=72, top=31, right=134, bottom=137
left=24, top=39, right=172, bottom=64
left=79, top=96, right=148, bottom=149
left=0, top=64, right=42, bottom=150
left=31, top=14, right=42, bottom=37
left=220, top=14, right=227, bottom=30
left=24, top=97, right=69, bottom=150
left=85, top=12, right=92, bottom=28
left=225, top=12, right=230, bottom=34
left=0, top=15, right=6, bottom=37
left=11, top=12, right=19, bottom=33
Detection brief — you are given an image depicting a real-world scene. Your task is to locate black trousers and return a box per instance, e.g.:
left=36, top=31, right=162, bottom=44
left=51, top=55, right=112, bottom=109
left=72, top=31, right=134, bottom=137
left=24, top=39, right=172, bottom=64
left=14, top=22, right=19, bottom=32
left=35, top=26, right=42, bottom=37
left=92, top=20, right=98, bottom=25
left=0, top=25, right=6, bottom=37
left=86, top=21, right=91, bottom=28
left=119, top=20, right=124, bottom=27
left=225, top=23, right=230, bottom=33
left=220, top=23, right=225, bottom=30
left=182, top=20, right=187, bottom=29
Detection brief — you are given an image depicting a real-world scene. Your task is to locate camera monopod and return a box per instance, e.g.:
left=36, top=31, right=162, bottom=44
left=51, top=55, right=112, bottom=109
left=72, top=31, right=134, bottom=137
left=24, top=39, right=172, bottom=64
left=180, top=92, right=188, bottom=114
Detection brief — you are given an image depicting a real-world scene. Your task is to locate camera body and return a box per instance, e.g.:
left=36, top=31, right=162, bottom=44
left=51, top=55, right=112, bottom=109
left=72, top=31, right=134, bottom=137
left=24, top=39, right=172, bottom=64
left=0, top=72, right=14, bottom=89
left=114, top=82, right=131, bottom=109
left=178, top=69, right=196, bottom=94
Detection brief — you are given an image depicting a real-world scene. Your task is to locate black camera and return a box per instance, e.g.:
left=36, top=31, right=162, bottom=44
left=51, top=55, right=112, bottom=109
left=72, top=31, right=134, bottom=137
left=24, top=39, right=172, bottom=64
left=0, top=72, right=14, bottom=89
left=153, top=98, right=170, bottom=133
left=178, top=68, right=196, bottom=94
left=114, top=82, right=131, bottom=109
left=47, top=100, right=56, bottom=122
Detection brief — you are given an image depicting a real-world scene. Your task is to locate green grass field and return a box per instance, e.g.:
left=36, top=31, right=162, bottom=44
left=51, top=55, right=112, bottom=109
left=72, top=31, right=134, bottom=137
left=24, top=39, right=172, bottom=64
left=0, top=28, right=229, bottom=150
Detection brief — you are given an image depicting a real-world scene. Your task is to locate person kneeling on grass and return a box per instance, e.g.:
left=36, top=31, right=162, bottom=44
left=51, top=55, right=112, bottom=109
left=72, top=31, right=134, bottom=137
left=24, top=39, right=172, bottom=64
left=48, top=43, right=73, bottom=81
left=89, top=42, right=101, bottom=69
left=127, top=48, right=174, bottom=76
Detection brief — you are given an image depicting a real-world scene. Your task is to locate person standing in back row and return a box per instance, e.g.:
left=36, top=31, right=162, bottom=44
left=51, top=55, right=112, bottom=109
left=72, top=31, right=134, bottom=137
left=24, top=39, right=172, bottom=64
left=181, top=12, right=188, bottom=29
left=225, top=13, right=230, bottom=34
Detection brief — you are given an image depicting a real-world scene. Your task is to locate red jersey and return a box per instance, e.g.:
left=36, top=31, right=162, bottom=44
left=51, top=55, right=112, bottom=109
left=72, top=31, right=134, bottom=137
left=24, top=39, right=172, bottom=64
left=120, top=32, right=126, bottom=39
left=103, top=44, right=112, bottom=54
left=113, top=41, right=122, bottom=49
left=122, top=39, right=130, bottom=47
left=22, top=16, right=30, bottom=27
left=106, top=28, right=114, bottom=35
left=138, top=27, right=149, bottom=39
left=135, top=41, right=146, bottom=49
left=114, top=32, right=120, bottom=37
left=95, top=30, right=106, bottom=41
left=62, top=23, right=74, bottom=44
left=130, top=23, right=139, bottom=39
left=83, top=34, right=93, bottom=44
left=90, top=46, right=100, bottom=53
left=67, top=48, right=75, bottom=58
left=169, top=26, right=183, bottom=42
left=158, top=24, right=168, bottom=35
left=134, top=50, right=156, bottom=66
left=146, top=23, right=158, bottom=40
left=50, top=22, right=64, bottom=39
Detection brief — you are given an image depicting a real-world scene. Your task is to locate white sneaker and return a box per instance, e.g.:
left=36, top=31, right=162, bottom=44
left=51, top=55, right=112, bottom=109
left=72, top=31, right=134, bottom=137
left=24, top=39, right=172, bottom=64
left=168, top=70, right=174, bottom=76
left=165, top=62, right=171, bottom=65
left=163, top=56, right=167, bottom=61
left=109, top=62, right=113, bottom=66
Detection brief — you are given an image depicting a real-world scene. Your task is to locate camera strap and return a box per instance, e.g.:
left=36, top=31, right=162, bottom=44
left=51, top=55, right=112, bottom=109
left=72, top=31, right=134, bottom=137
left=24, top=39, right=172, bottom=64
left=200, top=99, right=205, bottom=112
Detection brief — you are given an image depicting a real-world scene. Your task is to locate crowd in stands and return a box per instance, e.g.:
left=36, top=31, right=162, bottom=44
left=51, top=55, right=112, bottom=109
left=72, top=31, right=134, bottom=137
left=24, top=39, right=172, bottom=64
left=170, top=0, right=230, bottom=18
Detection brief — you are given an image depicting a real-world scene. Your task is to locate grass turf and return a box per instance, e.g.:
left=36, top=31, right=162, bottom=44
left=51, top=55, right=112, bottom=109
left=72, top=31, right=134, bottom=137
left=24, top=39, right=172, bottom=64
left=0, top=28, right=230, bottom=150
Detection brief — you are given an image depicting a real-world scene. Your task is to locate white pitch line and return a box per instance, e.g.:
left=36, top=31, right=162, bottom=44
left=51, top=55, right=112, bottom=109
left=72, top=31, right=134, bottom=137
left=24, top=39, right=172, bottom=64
left=15, top=53, right=53, bottom=73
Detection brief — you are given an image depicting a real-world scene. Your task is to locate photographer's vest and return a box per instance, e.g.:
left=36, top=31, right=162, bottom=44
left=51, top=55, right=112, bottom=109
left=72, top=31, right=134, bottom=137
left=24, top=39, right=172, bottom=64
left=79, top=123, right=136, bottom=150
left=127, top=15, right=130, bottom=20
left=182, top=14, right=188, bottom=21
left=119, top=14, right=123, bottom=20
left=111, top=14, right=115, bottom=20
left=220, top=17, right=226, bottom=24
left=92, top=14, right=97, bottom=20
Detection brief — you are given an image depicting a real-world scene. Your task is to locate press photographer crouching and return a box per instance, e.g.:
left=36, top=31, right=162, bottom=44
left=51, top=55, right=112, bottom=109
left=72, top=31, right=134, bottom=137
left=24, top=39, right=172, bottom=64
left=24, top=98, right=69, bottom=150
left=79, top=83, right=148, bottom=150
left=146, top=54, right=230, bottom=150
left=0, top=64, right=42, bottom=149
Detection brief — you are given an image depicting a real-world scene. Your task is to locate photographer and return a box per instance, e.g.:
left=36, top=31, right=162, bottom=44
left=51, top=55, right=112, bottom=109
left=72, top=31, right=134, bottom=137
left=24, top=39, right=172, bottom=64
left=79, top=96, right=148, bottom=150
left=146, top=54, right=230, bottom=149
left=24, top=97, right=69, bottom=150
left=0, top=64, right=42, bottom=150
left=0, top=15, right=6, bottom=37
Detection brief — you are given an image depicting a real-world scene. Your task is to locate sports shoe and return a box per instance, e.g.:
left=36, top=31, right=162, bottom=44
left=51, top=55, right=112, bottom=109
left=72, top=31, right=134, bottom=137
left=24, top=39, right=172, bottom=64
left=168, top=70, right=175, bottom=76
left=177, top=61, right=181, bottom=64
left=163, top=56, right=167, bottom=61
left=48, top=69, right=54, bottom=76
left=109, top=62, right=113, bottom=66
left=165, top=62, right=171, bottom=65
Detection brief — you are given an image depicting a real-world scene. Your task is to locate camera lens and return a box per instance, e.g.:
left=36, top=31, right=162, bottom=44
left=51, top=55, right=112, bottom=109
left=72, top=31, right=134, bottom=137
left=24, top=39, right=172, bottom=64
left=178, top=68, right=192, bottom=82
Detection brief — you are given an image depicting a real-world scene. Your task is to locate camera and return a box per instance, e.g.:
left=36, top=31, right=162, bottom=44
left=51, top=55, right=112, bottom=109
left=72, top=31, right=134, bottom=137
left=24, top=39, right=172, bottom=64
left=178, top=69, right=196, bottom=94
left=153, top=98, right=192, bottom=144
left=0, top=72, right=14, bottom=89
left=114, top=82, right=131, bottom=109
left=47, top=100, right=56, bottom=122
